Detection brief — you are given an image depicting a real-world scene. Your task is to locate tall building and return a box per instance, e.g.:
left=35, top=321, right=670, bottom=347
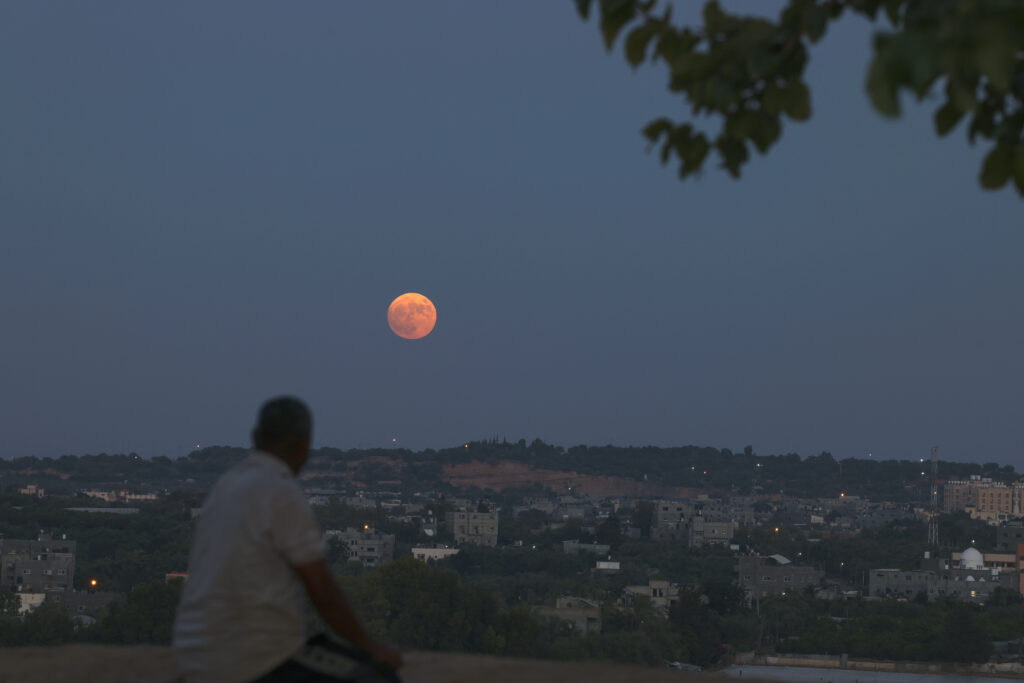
left=943, top=476, right=1024, bottom=521
left=447, top=505, right=498, bottom=547
left=0, top=533, right=76, bottom=593
left=324, top=527, right=395, bottom=568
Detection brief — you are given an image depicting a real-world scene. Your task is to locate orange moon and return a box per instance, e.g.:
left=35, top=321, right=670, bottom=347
left=387, top=293, right=437, bottom=340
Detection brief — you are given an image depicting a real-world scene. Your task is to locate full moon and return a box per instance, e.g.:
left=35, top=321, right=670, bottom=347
left=387, top=293, right=437, bottom=340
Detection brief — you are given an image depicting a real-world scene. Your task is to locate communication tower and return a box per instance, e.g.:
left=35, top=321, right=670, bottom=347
left=927, top=446, right=939, bottom=546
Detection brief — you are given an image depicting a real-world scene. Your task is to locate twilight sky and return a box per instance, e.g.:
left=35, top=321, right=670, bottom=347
left=1, top=2, right=1021, bottom=467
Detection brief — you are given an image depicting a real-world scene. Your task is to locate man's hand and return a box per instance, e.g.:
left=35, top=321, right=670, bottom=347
left=294, top=558, right=403, bottom=670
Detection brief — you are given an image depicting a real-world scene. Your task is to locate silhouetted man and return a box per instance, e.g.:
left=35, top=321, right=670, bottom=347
left=173, top=397, right=402, bottom=682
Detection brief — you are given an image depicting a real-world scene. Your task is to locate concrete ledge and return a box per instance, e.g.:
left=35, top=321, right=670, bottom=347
left=0, top=646, right=772, bottom=683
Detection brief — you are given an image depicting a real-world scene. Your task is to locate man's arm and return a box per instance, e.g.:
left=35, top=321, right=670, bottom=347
left=294, top=559, right=402, bottom=671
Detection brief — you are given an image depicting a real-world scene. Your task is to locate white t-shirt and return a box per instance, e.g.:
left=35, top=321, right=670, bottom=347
left=173, top=451, right=326, bottom=683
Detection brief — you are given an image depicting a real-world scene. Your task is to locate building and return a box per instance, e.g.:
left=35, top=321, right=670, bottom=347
left=535, top=597, right=601, bottom=633
left=18, top=484, right=44, bottom=498
left=447, top=506, right=499, bottom=547
left=49, top=590, right=120, bottom=619
left=868, top=547, right=1021, bottom=603
left=0, top=533, right=76, bottom=593
left=653, top=500, right=688, bottom=542
left=688, top=517, right=734, bottom=548
left=621, top=580, right=680, bottom=615
left=411, top=547, right=460, bottom=563
left=325, top=527, right=395, bottom=568
left=17, top=593, right=45, bottom=614
left=81, top=489, right=159, bottom=504
left=652, top=498, right=740, bottom=546
left=943, top=476, right=1024, bottom=520
left=562, top=540, right=611, bottom=555
left=995, top=521, right=1024, bottom=552
left=737, top=554, right=823, bottom=599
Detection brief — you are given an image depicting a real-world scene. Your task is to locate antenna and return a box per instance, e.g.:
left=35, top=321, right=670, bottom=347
left=927, top=446, right=939, bottom=546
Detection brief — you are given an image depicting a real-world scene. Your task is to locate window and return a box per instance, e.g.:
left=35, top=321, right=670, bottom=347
left=761, top=575, right=773, bottom=581
left=22, top=569, right=30, bottom=575
left=784, top=576, right=792, bottom=582
left=57, top=569, right=66, bottom=576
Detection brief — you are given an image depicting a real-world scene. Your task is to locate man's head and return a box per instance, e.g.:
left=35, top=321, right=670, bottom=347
left=252, top=396, right=313, bottom=473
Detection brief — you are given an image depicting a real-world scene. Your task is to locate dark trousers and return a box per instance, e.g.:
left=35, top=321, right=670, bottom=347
left=253, top=635, right=401, bottom=683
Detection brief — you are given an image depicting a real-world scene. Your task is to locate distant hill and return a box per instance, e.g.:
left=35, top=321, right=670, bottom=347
left=1, top=440, right=1017, bottom=501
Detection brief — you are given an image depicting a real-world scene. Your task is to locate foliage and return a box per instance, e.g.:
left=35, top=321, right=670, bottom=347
left=575, top=0, right=1024, bottom=195
left=86, top=580, right=183, bottom=645
left=781, top=596, right=1000, bottom=662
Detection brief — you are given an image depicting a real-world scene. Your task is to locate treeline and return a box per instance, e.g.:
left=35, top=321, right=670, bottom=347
left=4, top=559, right=1018, bottom=667
left=767, top=590, right=1024, bottom=663
left=0, top=580, right=182, bottom=647
left=3, top=441, right=1018, bottom=501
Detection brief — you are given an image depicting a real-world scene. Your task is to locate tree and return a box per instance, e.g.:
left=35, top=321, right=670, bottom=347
left=88, top=580, right=182, bottom=645
left=575, top=0, right=1024, bottom=195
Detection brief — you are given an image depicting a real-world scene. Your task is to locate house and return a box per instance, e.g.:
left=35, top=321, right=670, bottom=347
left=411, top=547, right=460, bottom=563
left=562, top=540, right=611, bottom=555
left=447, top=505, right=498, bottom=547
left=737, top=554, right=823, bottom=599
left=18, top=484, right=44, bottom=498
left=536, top=596, right=601, bottom=633
left=621, top=580, right=679, bottom=615
left=688, top=517, right=734, bottom=548
left=325, top=527, right=395, bottom=568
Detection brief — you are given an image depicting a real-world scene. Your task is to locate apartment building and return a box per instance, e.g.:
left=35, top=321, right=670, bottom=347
left=447, top=506, right=499, bottom=547
left=0, top=533, right=76, bottom=593
left=324, top=527, right=395, bottom=568
left=943, top=476, right=1024, bottom=521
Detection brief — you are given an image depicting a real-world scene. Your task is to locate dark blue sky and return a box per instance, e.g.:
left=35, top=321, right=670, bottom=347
left=1, top=2, right=1021, bottom=467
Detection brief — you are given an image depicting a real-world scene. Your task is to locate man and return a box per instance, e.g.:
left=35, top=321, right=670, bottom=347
left=174, top=397, right=402, bottom=682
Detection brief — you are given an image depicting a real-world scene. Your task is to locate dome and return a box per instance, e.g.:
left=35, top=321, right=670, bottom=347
left=960, top=547, right=984, bottom=570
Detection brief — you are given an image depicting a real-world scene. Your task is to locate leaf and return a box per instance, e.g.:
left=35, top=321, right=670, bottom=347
left=933, top=102, right=964, bottom=137
left=716, top=137, right=749, bottom=178
left=1014, top=146, right=1024, bottom=195
left=749, top=114, right=782, bottom=153
left=883, top=0, right=902, bottom=26
left=642, top=117, right=674, bottom=144
left=975, top=40, right=1014, bottom=92
left=947, top=76, right=977, bottom=113
left=574, top=0, right=595, bottom=19
left=599, top=0, right=636, bottom=51
left=866, top=56, right=900, bottom=117
left=680, top=134, right=711, bottom=176
left=979, top=144, right=1013, bottom=190
left=625, top=22, right=659, bottom=67
left=703, top=1, right=726, bottom=33
left=761, top=84, right=784, bottom=115
left=803, top=4, right=829, bottom=43
left=968, top=104, right=996, bottom=144
left=848, top=0, right=882, bottom=20
left=783, top=81, right=811, bottom=121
